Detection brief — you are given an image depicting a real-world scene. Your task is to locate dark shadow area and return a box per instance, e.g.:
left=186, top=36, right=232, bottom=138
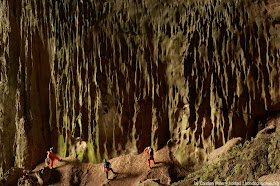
left=153, top=161, right=164, bottom=165
left=253, top=110, right=280, bottom=138
left=48, top=169, right=61, bottom=184
left=151, top=161, right=173, bottom=169
left=266, top=128, right=276, bottom=134
left=110, top=172, right=140, bottom=182
left=168, top=167, right=186, bottom=183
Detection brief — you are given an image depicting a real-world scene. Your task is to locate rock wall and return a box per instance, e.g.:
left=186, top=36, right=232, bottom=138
left=0, top=0, right=51, bottom=176
left=0, top=0, right=280, bottom=175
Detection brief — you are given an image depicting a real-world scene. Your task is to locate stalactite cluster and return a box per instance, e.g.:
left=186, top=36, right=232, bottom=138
left=0, top=0, right=279, bottom=175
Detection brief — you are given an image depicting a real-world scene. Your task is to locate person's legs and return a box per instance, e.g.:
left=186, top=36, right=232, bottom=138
left=110, top=168, right=116, bottom=174
left=54, top=156, right=61, bottom=161
left=151, top=158, right=155, bottom=165
left=105, top=171, right=109, bottom=180
left=50, top=159, right=54, bottom=169
left=147, top=159, right=151, bottom=168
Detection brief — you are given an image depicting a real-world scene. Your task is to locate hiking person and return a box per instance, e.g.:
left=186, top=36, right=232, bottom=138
left=46, top=147, right=62, bottom=169
left=144, top=146, right=155, bottom=169
left=103, top=159, right=116, bottom=180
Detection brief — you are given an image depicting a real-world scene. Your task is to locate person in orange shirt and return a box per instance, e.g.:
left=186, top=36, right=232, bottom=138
left=46, top=147, right=62, bottom=169
left=144, top=146, right=155, bottom=169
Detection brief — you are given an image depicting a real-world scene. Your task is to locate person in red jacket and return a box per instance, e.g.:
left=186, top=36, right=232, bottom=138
left=47, top=147, right=62, bottom=169
left=144, top=146, right=155, bottom=169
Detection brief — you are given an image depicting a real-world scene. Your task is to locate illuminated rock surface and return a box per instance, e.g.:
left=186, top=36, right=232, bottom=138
left=0, top=0, right=280, bottom=177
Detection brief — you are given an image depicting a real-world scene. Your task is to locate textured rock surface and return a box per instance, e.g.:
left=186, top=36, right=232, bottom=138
left=174, top=115, right=280, bottom=185
left=35, top=167, right=51, bottom=185
left=0, top=0, right=280, bottom=176
left=0, top=0, right=51, bottom=176
left=0, top=167, right=24, bottom=185
left=135, top=179, right=162, bottom=186
left=31, top=146, right=188, bottom=186
left=259, top=174, right=280, bottom=183
left=207, top=137, right=242, bottom=163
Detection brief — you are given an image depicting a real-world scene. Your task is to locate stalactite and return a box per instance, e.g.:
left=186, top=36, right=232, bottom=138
left=0, top=0, right=280, bottom=176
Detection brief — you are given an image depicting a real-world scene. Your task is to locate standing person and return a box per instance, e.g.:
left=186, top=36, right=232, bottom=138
left=46, top=147, right=62, bottom=169
left=103, top=159, right=116, bottom=180
left=144, top=146, right=155, bottom=169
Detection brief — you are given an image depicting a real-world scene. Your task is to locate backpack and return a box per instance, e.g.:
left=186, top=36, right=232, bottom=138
left=104, top=162, right=110, bottom=171
left=149, top=148, right=154, bottom=159
left=105, top=162, right=110, bottom=168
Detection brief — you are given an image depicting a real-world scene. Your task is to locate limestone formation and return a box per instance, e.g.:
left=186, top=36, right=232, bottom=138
left=0, top=0, right=280, bottom=176
left=35, top=167, right=51, bottom=185
left=207, top=137, right=242, bottom=163
left=0, top=167, right=23, bottom=185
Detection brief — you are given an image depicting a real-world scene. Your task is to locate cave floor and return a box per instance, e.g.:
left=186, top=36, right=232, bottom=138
left=33, top=146, right=189, bottom=186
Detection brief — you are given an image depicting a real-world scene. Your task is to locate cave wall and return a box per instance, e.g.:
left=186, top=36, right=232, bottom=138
left=0, top=0, right=51, bottom=176
left=1, top=0, right=280, bottom=175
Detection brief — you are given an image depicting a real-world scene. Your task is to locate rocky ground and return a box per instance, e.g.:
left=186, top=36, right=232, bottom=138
left=1, top=146, right=188, bottom=186
left=1, top=115, right=280, bottom=185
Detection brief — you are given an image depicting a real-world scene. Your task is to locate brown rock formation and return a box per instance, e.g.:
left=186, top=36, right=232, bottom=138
left=207, top=137, right=242, bottom=163
left=0, top=0, right=280, bottom=176
left=259, top=174, right=280, bottom=184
